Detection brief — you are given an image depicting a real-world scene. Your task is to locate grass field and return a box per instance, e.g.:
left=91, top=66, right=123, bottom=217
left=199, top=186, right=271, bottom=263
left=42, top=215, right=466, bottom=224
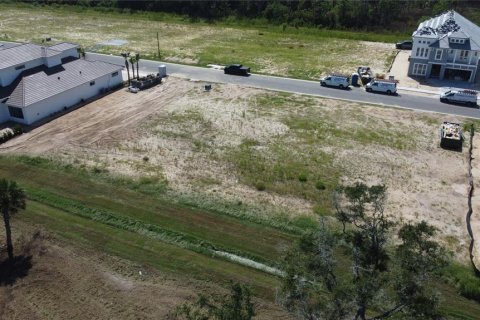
left=0, top=3, right=398, bottom=80
left=1, top=155, right=480, bottom=319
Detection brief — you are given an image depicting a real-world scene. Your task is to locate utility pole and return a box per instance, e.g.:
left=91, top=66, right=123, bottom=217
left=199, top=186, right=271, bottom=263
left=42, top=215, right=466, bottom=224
left=157, top=31, right=161, bottom=59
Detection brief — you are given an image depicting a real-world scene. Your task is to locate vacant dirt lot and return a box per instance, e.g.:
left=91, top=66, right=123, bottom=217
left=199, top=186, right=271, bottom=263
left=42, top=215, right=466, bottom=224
left=0, top=76, right=473, bottom=260
left=0, top=224, right=288, bottom=320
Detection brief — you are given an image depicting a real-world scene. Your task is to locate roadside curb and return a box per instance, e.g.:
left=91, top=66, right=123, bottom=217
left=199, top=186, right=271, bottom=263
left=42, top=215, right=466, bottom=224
left=397, top=86, right=439, bottom=96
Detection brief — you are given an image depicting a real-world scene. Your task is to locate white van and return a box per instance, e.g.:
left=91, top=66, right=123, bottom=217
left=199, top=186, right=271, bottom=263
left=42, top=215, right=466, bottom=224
left=365, top=79, right=397, bottom=95
left=440, top=89, right=477, bottom=107
left=320, top=75, right=350, bottom=89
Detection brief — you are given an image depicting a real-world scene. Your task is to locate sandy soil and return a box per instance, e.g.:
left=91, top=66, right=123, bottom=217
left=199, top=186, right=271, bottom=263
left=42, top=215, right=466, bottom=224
left=0, top=225, right=289, bottom=320
left=0, top=77, right=473, bottom=259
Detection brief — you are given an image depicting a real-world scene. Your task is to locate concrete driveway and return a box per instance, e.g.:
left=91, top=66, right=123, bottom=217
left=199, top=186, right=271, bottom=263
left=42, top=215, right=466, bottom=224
left=389, top=50, right=480, bottom=93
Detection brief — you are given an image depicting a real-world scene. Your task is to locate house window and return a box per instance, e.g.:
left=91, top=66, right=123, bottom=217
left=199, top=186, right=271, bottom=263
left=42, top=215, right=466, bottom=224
left=413, top=63, right=427, bottom=76
left=89, top=81, right=95, bottom=86
left=460, top=50, right=469, bottom=60
left=435, top=49, right=443, bottom=60
left=15, top=65, right=25, bottom=70
left=8, top=106, right=24, bottom=119
left=417, top=48, right=429, bottom=58
left=111, top=72, right=118, bottom=77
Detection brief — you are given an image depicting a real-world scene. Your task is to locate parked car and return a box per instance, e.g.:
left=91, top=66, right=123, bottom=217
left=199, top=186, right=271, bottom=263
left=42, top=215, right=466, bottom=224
left=320, top=75, right=350, bottom=89
left=224, top=64, right=250, bottom=76
left=440, top=89, right=478, bottom=107
left=396, top=40, right=413, bottom=50
left=365, top=79, right=397, bottom=95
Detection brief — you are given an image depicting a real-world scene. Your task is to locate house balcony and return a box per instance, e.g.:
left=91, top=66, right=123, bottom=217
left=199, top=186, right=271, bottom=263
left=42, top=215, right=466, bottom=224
left=446, top=57, right=475, bottom=65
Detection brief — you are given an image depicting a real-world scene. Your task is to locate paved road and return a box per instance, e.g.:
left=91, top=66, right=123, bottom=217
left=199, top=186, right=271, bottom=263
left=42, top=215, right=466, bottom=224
left=86, top=52, right=480, bottom=119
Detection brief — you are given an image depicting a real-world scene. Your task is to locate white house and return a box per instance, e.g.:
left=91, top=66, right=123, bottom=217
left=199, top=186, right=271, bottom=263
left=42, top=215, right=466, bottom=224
left=0, top=42, right=123, bottom=125
left=408, top=10, right=480, bottom=83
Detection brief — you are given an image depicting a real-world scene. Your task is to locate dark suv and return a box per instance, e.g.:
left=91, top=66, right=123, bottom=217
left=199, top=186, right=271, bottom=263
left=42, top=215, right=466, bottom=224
left=224, top=64, right=250, bottom=76
left=396, top=40, right=413, bottom=50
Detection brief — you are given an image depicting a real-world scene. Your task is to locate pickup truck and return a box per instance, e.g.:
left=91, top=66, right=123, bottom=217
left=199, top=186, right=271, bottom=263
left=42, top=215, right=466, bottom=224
left=224, top=64, right=250, bottom=76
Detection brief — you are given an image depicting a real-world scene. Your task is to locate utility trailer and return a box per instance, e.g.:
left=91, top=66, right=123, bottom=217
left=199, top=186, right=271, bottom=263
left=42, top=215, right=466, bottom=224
left=440, top=121, right=463, bottom=149
left=130, top=73, right=162, bottom=90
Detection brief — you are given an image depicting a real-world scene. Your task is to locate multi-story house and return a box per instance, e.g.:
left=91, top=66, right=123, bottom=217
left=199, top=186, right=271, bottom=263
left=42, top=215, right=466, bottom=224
left=408, top=10, right=480, bottom=83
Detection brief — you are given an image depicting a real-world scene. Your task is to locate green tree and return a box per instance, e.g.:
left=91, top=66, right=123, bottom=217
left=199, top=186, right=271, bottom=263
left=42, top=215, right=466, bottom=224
left=121, top=52, right=131, bottom=84
left=135, top=52, right=140, bottom=79
left=172, top=283, right=255, bottom=320
left=77, top=46, right=86, bottom=59
left=281, top=183, right=447, bottom=320
left=0, top=179, right=26, bottom=264
left=129, top=54, right=137, bottom=82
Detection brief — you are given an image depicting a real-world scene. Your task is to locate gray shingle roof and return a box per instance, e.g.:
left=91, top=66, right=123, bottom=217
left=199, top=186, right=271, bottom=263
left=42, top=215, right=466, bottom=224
left=0, top=42, right=21, bottom=51
left=7, top=59, right=122, bottom=108
left=0, top=43, right=68, bottom=70
left=48, top=42, right=79, bottom=51
left=414, top=10, right=480, bottom=50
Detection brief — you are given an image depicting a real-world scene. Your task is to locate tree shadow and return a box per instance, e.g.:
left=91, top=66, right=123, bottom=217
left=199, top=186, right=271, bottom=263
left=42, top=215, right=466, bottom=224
left=0, top=255, right=33, bottom=286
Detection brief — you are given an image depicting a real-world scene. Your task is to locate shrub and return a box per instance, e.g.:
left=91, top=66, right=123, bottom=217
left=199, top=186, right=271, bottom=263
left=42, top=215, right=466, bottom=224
left=92, top=167, right=107, bottom=174
left=298, top=173, right=308, bottom=182
left=142, top=156, right=149, bottom=162
left=12, top=124, right=22, bottom=135
left=255, top=181, right=266, bottom=191
left=443, top=263, right=480, bottom=302
left=315, top=181, right=326, bottom=190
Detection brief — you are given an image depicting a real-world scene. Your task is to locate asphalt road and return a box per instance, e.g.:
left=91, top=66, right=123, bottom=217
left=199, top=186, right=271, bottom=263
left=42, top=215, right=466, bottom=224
left=87, top=52, right=480, bottom=119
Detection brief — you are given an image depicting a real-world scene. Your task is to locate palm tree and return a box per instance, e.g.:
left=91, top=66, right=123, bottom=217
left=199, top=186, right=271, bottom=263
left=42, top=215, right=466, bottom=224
left=121, top=52, right=131, bottom=84
left=135, top=53, right=140, bottom=79
left=0, top=179, right=26, bottom=264
left=129, top=55, right=136, bottom=83
left=77, top=47, right=86, bottom=59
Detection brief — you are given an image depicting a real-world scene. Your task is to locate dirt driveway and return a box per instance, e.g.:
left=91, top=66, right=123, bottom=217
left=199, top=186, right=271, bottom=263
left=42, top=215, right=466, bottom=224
left=1, top=77, right=191, bottom=154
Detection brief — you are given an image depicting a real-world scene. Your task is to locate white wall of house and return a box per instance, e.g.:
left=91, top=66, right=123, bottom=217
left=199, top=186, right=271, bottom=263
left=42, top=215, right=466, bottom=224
left=15, top=71, right=122, bottom=125
left=0, top=57, right=44, bottom=87
left=412, top=36, right=435, bottom=59
left=45, top=54, right=62, bottom=68
left=58, top=48, right=79, bottom=60
left=0, top=102, right=10, bottom=123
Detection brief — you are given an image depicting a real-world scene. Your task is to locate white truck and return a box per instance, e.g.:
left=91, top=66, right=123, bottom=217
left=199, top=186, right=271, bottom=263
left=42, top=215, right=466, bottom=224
left=440, top=89, right=478, bottom=107
left=365, top=79, right=397, bottom=95
left=320, top=75, right=350, bottom=89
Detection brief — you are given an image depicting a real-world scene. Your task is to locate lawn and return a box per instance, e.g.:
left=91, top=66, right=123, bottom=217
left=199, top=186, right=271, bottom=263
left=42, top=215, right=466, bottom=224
left=0, top=155, right=479, bottom=319
left=0, top=2, right=398, bottom=80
